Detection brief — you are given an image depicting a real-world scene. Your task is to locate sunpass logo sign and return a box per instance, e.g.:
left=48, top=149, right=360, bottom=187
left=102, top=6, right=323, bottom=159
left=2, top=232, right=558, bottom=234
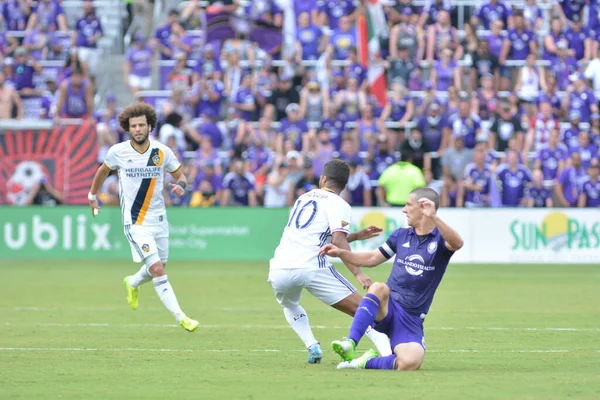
left=3, top=215, right=112, bottom=251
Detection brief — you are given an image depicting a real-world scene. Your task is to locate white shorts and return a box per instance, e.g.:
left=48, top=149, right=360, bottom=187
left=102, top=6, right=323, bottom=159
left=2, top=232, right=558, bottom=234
left=128, top=75, right=152, bottom=89
left=124, top=220, right=169, bottom=264
left=77, top=47, right=101, bottom=76
left=267, top=267, right=356, bottom=308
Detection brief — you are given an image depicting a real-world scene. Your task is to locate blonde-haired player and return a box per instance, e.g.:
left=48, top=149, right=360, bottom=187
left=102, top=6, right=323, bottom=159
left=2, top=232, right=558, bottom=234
left=88, top=102, right=199, bottom=332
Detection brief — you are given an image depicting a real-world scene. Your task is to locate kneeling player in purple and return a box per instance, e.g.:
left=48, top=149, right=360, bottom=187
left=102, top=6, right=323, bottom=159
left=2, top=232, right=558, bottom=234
left=319, top=187, right=463, bottom=370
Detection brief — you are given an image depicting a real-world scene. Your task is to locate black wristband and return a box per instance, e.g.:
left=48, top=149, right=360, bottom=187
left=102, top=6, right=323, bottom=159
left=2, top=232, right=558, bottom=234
left=176, top=181, right=187, bottom=190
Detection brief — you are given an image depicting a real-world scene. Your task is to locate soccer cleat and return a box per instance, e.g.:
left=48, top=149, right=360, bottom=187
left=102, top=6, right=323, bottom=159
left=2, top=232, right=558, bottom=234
left=331, top=338, right=356, bottom=362
left=336, top=349, right=378, bottom=370
left=307, top=343, right=322, bottom=364
left=123, top=276, right=139, bottom=310
left=179, top=316, right=200, bottom=332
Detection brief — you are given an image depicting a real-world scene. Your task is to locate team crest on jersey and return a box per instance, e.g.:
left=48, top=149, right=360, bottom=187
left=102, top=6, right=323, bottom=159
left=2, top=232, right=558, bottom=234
left=142, top=244, right=150, bottom=252
left=341, top=220, right=349, bottom=228
left=427, top=242, right=437, bottom=254
left=152, top=155, right=161, bottom=165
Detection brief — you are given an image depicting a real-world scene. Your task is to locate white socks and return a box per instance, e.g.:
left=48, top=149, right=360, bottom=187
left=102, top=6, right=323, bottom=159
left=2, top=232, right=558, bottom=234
left=283, top=306, right=319, bottom=349
left=128, top=265, right=152, bottom=289
left=152, top=275, right=185, bottom=322
left=365, top=326, right=393, bottom=356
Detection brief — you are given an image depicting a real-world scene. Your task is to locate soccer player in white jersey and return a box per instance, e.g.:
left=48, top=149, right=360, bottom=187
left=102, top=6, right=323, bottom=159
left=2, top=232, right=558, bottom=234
left=87, top=103, right=199, bottom=332
left=268, top=159, right=392, bottom=363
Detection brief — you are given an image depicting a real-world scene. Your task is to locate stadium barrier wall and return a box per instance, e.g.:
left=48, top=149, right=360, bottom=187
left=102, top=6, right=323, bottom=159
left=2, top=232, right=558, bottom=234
left=1, top=207, right=599, bottom=264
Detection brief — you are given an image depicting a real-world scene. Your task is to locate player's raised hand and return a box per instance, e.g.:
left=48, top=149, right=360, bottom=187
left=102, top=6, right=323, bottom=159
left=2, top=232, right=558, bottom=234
left=354, top=225, right=383, bottom=241
left=418, top=197, right=436, bottom=218
left=354, top=271, right=373, bottom=290
left=319, top=243, right=341, bottom=257
left=169, top=183, right=185, bottom=197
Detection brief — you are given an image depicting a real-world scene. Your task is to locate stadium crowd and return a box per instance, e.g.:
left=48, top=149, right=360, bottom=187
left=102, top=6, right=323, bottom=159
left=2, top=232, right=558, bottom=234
left=1, top=0, right=599, bottom=208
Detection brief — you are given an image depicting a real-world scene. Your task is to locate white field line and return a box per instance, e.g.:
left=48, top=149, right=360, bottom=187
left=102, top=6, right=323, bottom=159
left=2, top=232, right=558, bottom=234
left=2, top=322, right=600, bottom=331
left=8, top=307, right=265, bottom=312
left=0, top=347, right=592, bottom=354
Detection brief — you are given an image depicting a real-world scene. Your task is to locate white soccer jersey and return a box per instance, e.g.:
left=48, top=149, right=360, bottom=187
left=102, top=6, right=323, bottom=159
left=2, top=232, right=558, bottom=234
left=104, top=140, right=181, bottom=226
left=270, top=188, right=352, bottom=270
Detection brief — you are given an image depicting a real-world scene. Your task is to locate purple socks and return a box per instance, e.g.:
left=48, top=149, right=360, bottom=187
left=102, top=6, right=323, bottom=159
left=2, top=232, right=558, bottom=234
left=349, top=293, right=381, bottom=346
left=366, top=355, right=397, bottom=370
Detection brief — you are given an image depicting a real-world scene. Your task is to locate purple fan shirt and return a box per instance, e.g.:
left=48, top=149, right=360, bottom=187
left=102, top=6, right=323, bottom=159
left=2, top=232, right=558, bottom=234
left=497, top=164, right=532, bottom=206
left=126, top=46, right=153, bottom=77
left=192, top=80, right=224, bottom=118
left=329, top=27, right=357, bottom=60
left=279, top=118, right=309, bottom=150
left=558, top=165, right=586, bottom=205
left=223, top=172, right=255, bottom=206
left=475, top=1, right=512, bottom=30
left=580, top=177, right=600, bottom=206
left=199, top=121, right=223, bottom=149
left=464, top=162, right=492, bottom=206
left=569, top=89, right=596, bottom=123
left=505, top=28, right=535, bottom=60
left=233, top=88, right=256, bottom=121
left=346, top=170, right=371, bottom=206
left=448, top=113, right=480, bottom=149
left=32, top=0, right=64, bottom=30
left=22, top=29, right=47, bottom=61
left=485, top=33, right=504, bottom=58
left=320, top=117, right=346, bottom=151
left=153, top=24, right=173, bottom=60
left=75, top=16, right=103, bottom=48
left=549, top=57, right=579, bottom=91
left=317, top=0, right=356, bottom=30
left=536, top=143, right=569, bottom=180
left=569, top=143, right=599, bottom=169
left=244, top=145, right=273, bottom=173
left=13, top=63, right=35, bottom=90
left=2, top=0, right=28, bottom=30
left=559, top=0, right=586, bottom=21
left=528, top=185, right=552, bottom=207
left=371, top=152, right=397, bottom=180
left=297, top=25, right=323, bottom=60
left=564, top=27, right=589, bottom=60
left=417, top=115, right=447, bottom=152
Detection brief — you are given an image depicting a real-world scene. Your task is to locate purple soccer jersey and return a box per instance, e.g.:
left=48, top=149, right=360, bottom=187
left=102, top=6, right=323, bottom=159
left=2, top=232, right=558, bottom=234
left=528, top=185, right=552, bottom=207
left=548, top=57, right=579, bottom=91
left=279, top=118, right=309, bottom=150
left=320, top=117, right=346, bottom=151
left=505, top=28, right=536, bottom=60
left=296, top=25, right=322, bottom=60
left=433, top=60, right=455, bottom=91
left=233, top=88, right=256, bottom=121
left=126, top=46, right=153, bottom=77
left=536, top=143, right=568, bottom=180
left=580, top=177, right=600, bottom=206
left=62, top=79, right=88, bottom=117
left=417, top=114, right=447, bottom=152
left=558, top=165, right=586, bottom=205
left=153, top=24, right=172, bottom=60
left=22, top=29, right=47, bottom=61
left=329, top=27, right=357, bottom=60
left=317, top=0, right=356, bottom=30
left=2, top=0, right=27, bottom=30
left=32, top=0, right=64, bottom=30
left=559, top=0, right=586, bottom=21
left=223, top=172, right=255, bottom=206
left=569, top=89, right=596, bottom=123
left=370, top=152, right=396, bottom=180
left=245, top=145, right=273, bottom=173
left=346, top=170, right=371, bottom=206
left=75, top=16, right=103, bottom=48
left=486, top=33, right=504, bottom=58
left=13, top=63, right=35, bottom=90
left=378, top=227, right=455, bottom=316
left=192, top=79, right=224, bottom=118
left=569, top=144, right=599, bottom=169
left=463, top=162, right=492, bottom=206
left=497, top=164, right=532, bottom=206
left=564, top=27, right=589, bottom=60
left=476, top=1, right=512, bottom=30
left=448, top=113, right=480, bottom=149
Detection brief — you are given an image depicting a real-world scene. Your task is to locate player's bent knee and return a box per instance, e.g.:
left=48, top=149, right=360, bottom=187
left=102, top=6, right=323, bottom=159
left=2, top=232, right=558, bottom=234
left=146, top=256, right=165, bottom=277
left=368, top=282, right=389, bottom=300
left=396, top=358, right=422, bottom=371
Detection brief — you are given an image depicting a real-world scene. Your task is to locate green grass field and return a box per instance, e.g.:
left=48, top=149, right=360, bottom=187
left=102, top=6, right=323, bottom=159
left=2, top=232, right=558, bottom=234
left=1, top=260, right=599, bottom=400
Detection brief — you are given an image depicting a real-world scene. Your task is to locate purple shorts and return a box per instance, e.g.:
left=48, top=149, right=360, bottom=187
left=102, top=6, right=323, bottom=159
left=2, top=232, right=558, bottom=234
left=374, top=299, right=425, bottom=351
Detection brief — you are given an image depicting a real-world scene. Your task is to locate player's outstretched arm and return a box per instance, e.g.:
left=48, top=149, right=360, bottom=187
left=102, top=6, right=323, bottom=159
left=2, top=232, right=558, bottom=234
left=320, top=243, right=388, bottom=268
left=330, top=232, right=373, bottom=289
left=347, top=225, right=383, bottom=243
left=88, top=163, right=112, bottom=217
